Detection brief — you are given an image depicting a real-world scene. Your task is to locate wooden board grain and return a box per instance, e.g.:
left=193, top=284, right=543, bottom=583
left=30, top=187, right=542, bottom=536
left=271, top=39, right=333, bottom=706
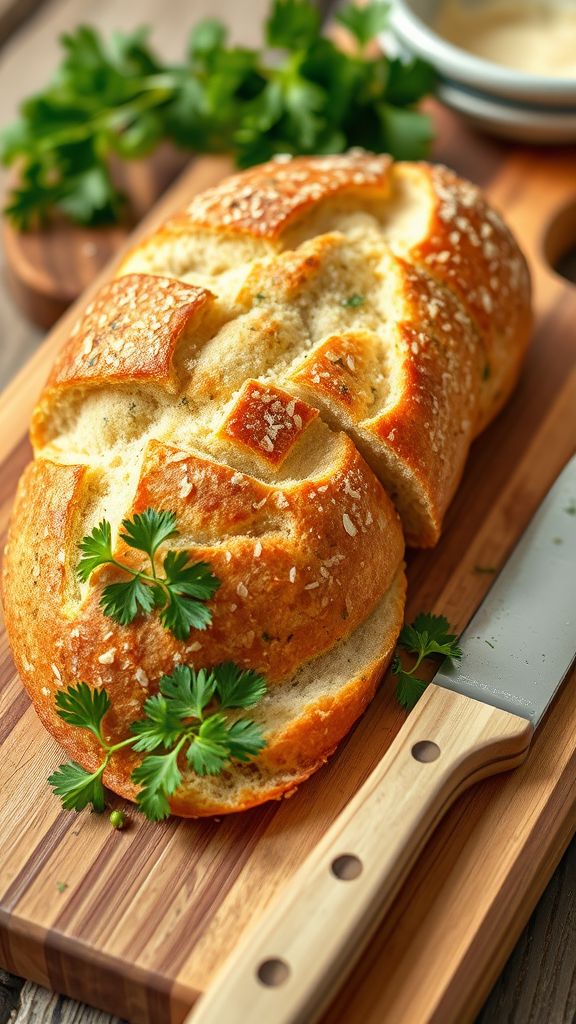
left=0, top=113, right=575, bottom=1024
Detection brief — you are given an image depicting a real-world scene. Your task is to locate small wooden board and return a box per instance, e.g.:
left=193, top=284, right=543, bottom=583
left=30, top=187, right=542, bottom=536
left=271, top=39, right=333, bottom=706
left=1, top=112, right=575, bottom=1024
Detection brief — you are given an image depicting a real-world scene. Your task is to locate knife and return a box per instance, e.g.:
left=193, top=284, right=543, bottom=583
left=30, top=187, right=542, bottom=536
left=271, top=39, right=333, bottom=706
left=188, top=456, right=576, bottom=1024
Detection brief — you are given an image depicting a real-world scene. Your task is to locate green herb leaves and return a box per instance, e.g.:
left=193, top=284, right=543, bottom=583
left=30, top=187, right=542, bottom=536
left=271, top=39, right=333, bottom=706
left=1, top=1, right=435, bottom=228
left=77, top=508, right=220, bottom=640
left=54, top=681, right=110, bottom=740
left=399, top=614, right=463, bottom=662
left=49, top=663, right=268, bottom=821
left=341, top=293, right=365, bottom=308
left=77, top=520, right=114, bottom=580
left=335, top=1, right=390, bottom=47
left=392, top=613, right=462, bottom=711
left=267, top=0, right=321, bottom=49
left=49, top=761, right=108, bottom=813
left=121, top=508, right=179, bottom=557
left=131, top=661, right=268, bottom=820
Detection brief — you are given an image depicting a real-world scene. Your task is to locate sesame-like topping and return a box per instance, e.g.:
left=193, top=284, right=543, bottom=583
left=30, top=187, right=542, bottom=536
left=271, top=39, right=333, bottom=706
left=98, top=647, right=116, bottom=665
left=134, top=667, right=149, bottom=688
left=342, top=513, right=357, bottom=537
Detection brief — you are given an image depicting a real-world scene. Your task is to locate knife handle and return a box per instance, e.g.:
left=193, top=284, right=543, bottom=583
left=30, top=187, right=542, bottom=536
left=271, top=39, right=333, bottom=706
left=187, top=686, right=532, bottom=1024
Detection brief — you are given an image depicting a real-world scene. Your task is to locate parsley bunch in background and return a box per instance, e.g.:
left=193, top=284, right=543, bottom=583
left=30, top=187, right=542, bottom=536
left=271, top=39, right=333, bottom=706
left=1, top=0, right=436, bottom=229
left=49, top=664, right=267, bottom=820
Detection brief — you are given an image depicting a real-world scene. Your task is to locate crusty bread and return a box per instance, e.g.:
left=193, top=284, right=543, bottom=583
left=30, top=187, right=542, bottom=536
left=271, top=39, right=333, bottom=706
left=2, top=153, right=531, bottom=817
left=118, top=154, right=532, bottom=544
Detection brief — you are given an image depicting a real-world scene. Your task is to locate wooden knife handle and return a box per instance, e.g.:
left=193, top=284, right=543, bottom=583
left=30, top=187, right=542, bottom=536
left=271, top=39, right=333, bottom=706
left=186, top=686, right=532, bottom=1024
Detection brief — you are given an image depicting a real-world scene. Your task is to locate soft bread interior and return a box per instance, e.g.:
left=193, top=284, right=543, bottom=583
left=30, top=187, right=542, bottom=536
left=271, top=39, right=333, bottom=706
left=142, top=565, right=407, bottom=816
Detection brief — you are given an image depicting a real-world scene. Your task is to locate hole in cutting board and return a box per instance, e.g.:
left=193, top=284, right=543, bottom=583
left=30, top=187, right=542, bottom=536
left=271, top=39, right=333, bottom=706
left=544, top=200, right=576, bottom=285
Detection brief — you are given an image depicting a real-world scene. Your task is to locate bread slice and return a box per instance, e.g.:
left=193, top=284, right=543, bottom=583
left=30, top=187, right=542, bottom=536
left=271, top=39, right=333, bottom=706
left=102, top=566, right=406, bottom=817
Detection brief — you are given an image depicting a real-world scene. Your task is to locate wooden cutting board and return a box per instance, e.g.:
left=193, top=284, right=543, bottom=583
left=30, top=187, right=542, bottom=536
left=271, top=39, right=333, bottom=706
left=1, top=109, right=576, bottom=1024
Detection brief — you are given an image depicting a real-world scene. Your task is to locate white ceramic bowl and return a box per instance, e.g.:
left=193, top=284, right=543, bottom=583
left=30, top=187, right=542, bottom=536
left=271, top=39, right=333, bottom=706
left=387, top=0, right=576, bottom=143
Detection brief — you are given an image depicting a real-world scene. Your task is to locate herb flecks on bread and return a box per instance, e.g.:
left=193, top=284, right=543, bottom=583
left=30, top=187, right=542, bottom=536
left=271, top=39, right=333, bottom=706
left=2, top=153, right=531, bottom=818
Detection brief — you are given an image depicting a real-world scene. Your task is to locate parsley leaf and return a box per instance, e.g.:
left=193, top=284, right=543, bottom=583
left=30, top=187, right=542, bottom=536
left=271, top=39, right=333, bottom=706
left=186, top=714, right=231, bottom=775
left=2, top=2, right=435, bottom=228
left=54, top=682, right=110, bottom=741
left=100, top=576, right=157, bottom=625
left=392, top=613, right=463, bottom=711
left=76, top=509, right=220, bottom=639
left=158, top=665, right=216, bottom=720
left=130, top=694, right=184, bottom=752
left=132, top=747, right=183, bottom=821
left=267, top=0, right=321, bottom=49
left=392, top=658, right=428, bottom=712
left=162, top=551, right=214, bottom=596
left=336, top=2, right=389, bottom=47
left=377, top=103, right=434, bottom=161
left=77, top=520, right=113, bottom=582
left=226, top=718, right=267, bottom=761
left=215, top=662, right=268, bottom=709
left=159, top=586, right=214, bottom=640
left=120, top=508, right=178, bottom=558
left=399, top=613, right=462, bottom=661
left=48, top=761, right=107, bottom=813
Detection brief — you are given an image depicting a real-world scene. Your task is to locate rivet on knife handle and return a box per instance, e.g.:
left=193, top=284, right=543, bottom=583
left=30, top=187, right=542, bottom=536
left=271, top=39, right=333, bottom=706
left=186, top=685, right=532, bottom=1024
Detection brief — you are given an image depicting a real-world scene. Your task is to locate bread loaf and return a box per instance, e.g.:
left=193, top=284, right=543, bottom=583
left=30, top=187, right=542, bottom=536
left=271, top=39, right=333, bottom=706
left=2, top=153, right=531, bottom=817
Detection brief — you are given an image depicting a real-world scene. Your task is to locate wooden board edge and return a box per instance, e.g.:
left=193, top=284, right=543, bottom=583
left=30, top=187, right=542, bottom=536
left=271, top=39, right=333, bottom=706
left=434, top=765, right=576, bottom=1023
left=0, top=908, right=199, bottom=1024
left=2, top=733, right=574, bottom=1024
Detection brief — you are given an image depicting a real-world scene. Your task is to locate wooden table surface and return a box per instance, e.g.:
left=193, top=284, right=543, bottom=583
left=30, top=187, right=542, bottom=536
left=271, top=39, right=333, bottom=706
left=0, top=1, right=574, bottom=1022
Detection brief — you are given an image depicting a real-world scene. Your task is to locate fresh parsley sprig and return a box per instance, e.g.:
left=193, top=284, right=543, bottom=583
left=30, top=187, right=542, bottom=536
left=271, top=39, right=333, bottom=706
left=392, top=613, right=462, bottom=711
left=48, top=664, right=267, bottom=821
left=77, top=508, right=220, bottom=640
left=1, top=1, right=436, bottom=228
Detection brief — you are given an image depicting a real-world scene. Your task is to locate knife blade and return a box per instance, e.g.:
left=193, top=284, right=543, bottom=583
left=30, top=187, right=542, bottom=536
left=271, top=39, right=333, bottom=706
left=436, top=454, right=576, bottom=725
left=188, top=457, right=576, bottom=1024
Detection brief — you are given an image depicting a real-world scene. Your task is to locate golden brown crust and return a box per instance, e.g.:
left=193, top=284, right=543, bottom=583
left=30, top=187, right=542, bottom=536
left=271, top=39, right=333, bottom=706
left=391, top=162, right=532, bottom=430
left=2, top=152, right=531, bottom=816
left=4, top=434, right=402, bottom=686
left=219, top=380, right=319, bottom=468
left=31, top=274, right=214, bottom=447
left=144, top=152, right=394, bottom=244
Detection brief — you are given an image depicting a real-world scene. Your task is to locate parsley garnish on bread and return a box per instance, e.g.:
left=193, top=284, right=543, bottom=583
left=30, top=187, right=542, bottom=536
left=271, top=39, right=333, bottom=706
left=49, top=665, right=267, bottom=821
left=77, top=508, right=220, bottom=640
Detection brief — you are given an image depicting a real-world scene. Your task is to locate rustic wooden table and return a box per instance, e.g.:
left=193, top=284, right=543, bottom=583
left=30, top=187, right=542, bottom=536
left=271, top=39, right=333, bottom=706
left=0, top=1, right=574, bottom=1022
